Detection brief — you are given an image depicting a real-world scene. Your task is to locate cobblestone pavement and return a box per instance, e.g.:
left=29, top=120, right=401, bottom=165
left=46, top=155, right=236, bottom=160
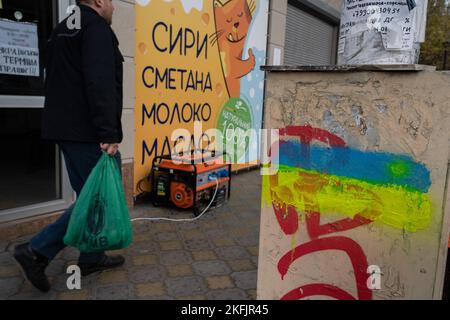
left=0, top=170, right=262, bottom=300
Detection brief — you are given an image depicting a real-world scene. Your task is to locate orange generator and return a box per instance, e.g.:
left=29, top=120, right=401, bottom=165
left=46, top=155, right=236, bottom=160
left=151, top=151, right=231, bottom=216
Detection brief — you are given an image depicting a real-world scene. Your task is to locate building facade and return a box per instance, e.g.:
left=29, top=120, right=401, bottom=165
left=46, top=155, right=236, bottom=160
left=268, top=0, right=342, bottom=66
left=0, top=0, right=343, bottom=236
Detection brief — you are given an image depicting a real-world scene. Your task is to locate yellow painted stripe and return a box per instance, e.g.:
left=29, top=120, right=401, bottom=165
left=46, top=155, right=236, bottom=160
left=262, top=167, right=432, bottom=232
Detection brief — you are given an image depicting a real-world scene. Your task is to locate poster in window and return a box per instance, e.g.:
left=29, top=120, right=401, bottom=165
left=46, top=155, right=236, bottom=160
left=0, top=19, right=40, bottom=77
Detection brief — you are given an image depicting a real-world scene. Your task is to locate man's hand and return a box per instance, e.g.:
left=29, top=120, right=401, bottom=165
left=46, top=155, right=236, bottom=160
left=100, top=143, right=119, bottom=156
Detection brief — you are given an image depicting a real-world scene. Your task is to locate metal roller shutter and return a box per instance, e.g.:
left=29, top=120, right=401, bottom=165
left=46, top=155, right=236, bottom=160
left=285, top=3, right=336, bottom=65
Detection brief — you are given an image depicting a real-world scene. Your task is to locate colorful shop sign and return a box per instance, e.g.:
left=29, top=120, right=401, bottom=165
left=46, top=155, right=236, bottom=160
left=135, top=0, right=269, bottom=194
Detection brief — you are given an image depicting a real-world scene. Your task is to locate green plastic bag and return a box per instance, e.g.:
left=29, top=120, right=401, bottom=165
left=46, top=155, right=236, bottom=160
left=64, top=153, right=133, bottom=252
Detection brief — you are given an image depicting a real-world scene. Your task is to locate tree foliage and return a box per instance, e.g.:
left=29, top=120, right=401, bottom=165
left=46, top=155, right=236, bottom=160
left=419, top=0, right=450, bottom=69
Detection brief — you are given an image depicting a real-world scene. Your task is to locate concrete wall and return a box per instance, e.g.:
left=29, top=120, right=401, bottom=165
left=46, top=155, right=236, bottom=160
left=112, top=0, right=135, bottom=207
left=267, top=0, right=342, bottom=66
left=327, top=0, right=344, bottom=11
left=258, top=67, right=450, bottom=299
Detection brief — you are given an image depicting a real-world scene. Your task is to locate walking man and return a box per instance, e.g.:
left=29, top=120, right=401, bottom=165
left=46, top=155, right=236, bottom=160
left=14, top=0, right=125, bottom=292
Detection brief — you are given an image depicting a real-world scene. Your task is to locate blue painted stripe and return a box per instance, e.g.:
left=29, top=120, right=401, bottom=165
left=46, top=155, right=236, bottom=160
left=276, top=141, right=431, bottom=193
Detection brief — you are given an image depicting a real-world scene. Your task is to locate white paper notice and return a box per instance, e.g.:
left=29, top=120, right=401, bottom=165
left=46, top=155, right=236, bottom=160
left=273, top=47, right=281, bottom=66
left=339, top=1, right=416, bottom=52
left=0, top=19, right=40, bottom=77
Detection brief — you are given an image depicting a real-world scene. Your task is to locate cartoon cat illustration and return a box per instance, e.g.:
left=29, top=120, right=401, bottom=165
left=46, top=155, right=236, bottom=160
left=212, top=0, right=257, bottom=98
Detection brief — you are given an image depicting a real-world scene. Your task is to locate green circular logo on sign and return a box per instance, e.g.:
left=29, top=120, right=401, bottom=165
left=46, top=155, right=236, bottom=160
left=217, top=98, right=253, bottom=163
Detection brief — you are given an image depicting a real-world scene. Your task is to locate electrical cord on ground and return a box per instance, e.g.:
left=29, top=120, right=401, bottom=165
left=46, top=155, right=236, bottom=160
left=130, top=177, right=219, bottom=223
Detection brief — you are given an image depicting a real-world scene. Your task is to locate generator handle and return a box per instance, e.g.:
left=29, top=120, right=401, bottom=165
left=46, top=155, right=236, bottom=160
left=175, top=149, right=230, bottom=165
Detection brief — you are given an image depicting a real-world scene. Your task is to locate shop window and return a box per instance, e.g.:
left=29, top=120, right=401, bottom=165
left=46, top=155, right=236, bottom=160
left=0, top=0, right=56, bottom=96
left=0, top=0, right=65, bottom=214
left=0, top=108, right=60, bottom=210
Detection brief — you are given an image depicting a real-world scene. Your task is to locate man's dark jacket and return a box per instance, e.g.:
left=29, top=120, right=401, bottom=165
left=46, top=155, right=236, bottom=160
left=42, top=5, right=123, bottom=143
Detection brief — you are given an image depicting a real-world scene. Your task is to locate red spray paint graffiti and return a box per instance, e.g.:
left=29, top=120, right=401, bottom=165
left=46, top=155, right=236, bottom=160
left=270, top=125, right=373, bottom=300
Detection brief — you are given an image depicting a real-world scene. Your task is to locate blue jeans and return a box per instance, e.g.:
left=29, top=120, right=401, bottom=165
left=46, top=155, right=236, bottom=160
left=30, top=141, right=122, bottom=264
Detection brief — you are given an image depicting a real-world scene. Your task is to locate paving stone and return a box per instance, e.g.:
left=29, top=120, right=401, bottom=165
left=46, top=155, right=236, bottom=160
left=176, top=221, right=201, bottom=231
left=179, top=229, right=205, bottom=240
left=132, top=255, right=159, bottom=266
left=204, top=229, right=229, bottom=239
left=16, top=279, right=36, bottom=294
left=183, top=239, right=214, bottom=251
left=206, top=276, right=235, bottom=290
left=151, top=223, right=177, bottom=232
left=133, top=233, right=153, bottom=242
left=191, top=250, right=217, bottom=261
left=98, top=270, right=128, bottom=285
left=95, top=284, right=134, bottom=300
left=227, top=259, right=255, bottom=272
left=135, top=282, right=166, bottom=298
left=5, top=242, right=18, bottom=255
left=192, top=260, right=231, bottom=277
left=127, top=241, right=159, bottom=255
left=51, top=275, right=70, bottom=292
left=0, top=264, right=21, bottom=277
left=133, top=204, right=167, bottom=215
left=226, top=203, right=248, bottom=212
left=153, top=232, right=180, bottom=242
left=57, top=290, right=90, bottom=300
left=46, top=259, right=67, bottom=277
left=247, top=217, right=261, bottom=226
left=0, top=277, right=23, bottom=299
left=160, top=251, right=193, bottom=266
left=206, top=288, right=249, bottom=300
left=54, top=251, right=64, bottom=259
left=215, top=246, right=250, bottom=260
left=167, top=265, right=194, bottom=277
left=251, top=256, right=259, bottom=267
left=63, top=247, right=80, bottom=261
left=235, top=213, right=259, bottom=223
left=176, top=295, right=206, bottom=300
left=0, top=241, right=9, bottom=253
left=65, top=260, right=79, bottom=269
left=222, top=218, right=246, bottom=228
left=212, top=238, right=235, bottom=247
left=136, top=295, right=174, bottom=300
left=79, top=274, right=102, bottom=290
left=209, top=206, right=229, bottom=216
left=230, top=227, right=251, bottom=238
left=159, top=240, right=183, bottom=251
left=0, top=170, right=263, bottom=301
left=166, top=276, right=207, bottom=297
left=129, top=265, right=167, bottom=284
left=196, top=211, right=217, bottom=221
left=231, top=271, right=257, bottom=290
left=0, top=252, right=15, bottom=267
left=246, top=246, right=260, bottom=256
left=247, top=289, right=257, bottom=300
left=8, top=290, right=56, bottom=300
left=131, top=221, right=152, bottom=234
left=199, top=221, right=219, bottom=230
left=107, top=248, right=127, bottom=256
left=234, top=235, right=259, bottom=247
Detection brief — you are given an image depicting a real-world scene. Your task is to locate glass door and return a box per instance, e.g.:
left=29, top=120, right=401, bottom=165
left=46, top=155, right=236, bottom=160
left=0, top=0, right=74, bottom=222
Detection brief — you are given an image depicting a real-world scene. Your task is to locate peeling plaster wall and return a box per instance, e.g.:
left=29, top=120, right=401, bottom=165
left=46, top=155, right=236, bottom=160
left=258, top=69, right=450, bottom=300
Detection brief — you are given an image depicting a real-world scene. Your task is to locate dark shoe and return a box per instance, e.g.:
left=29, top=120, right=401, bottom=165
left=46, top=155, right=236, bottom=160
left=13, top=243, right=50, bottom=292
left=79, top=255, right=125, bottom=276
